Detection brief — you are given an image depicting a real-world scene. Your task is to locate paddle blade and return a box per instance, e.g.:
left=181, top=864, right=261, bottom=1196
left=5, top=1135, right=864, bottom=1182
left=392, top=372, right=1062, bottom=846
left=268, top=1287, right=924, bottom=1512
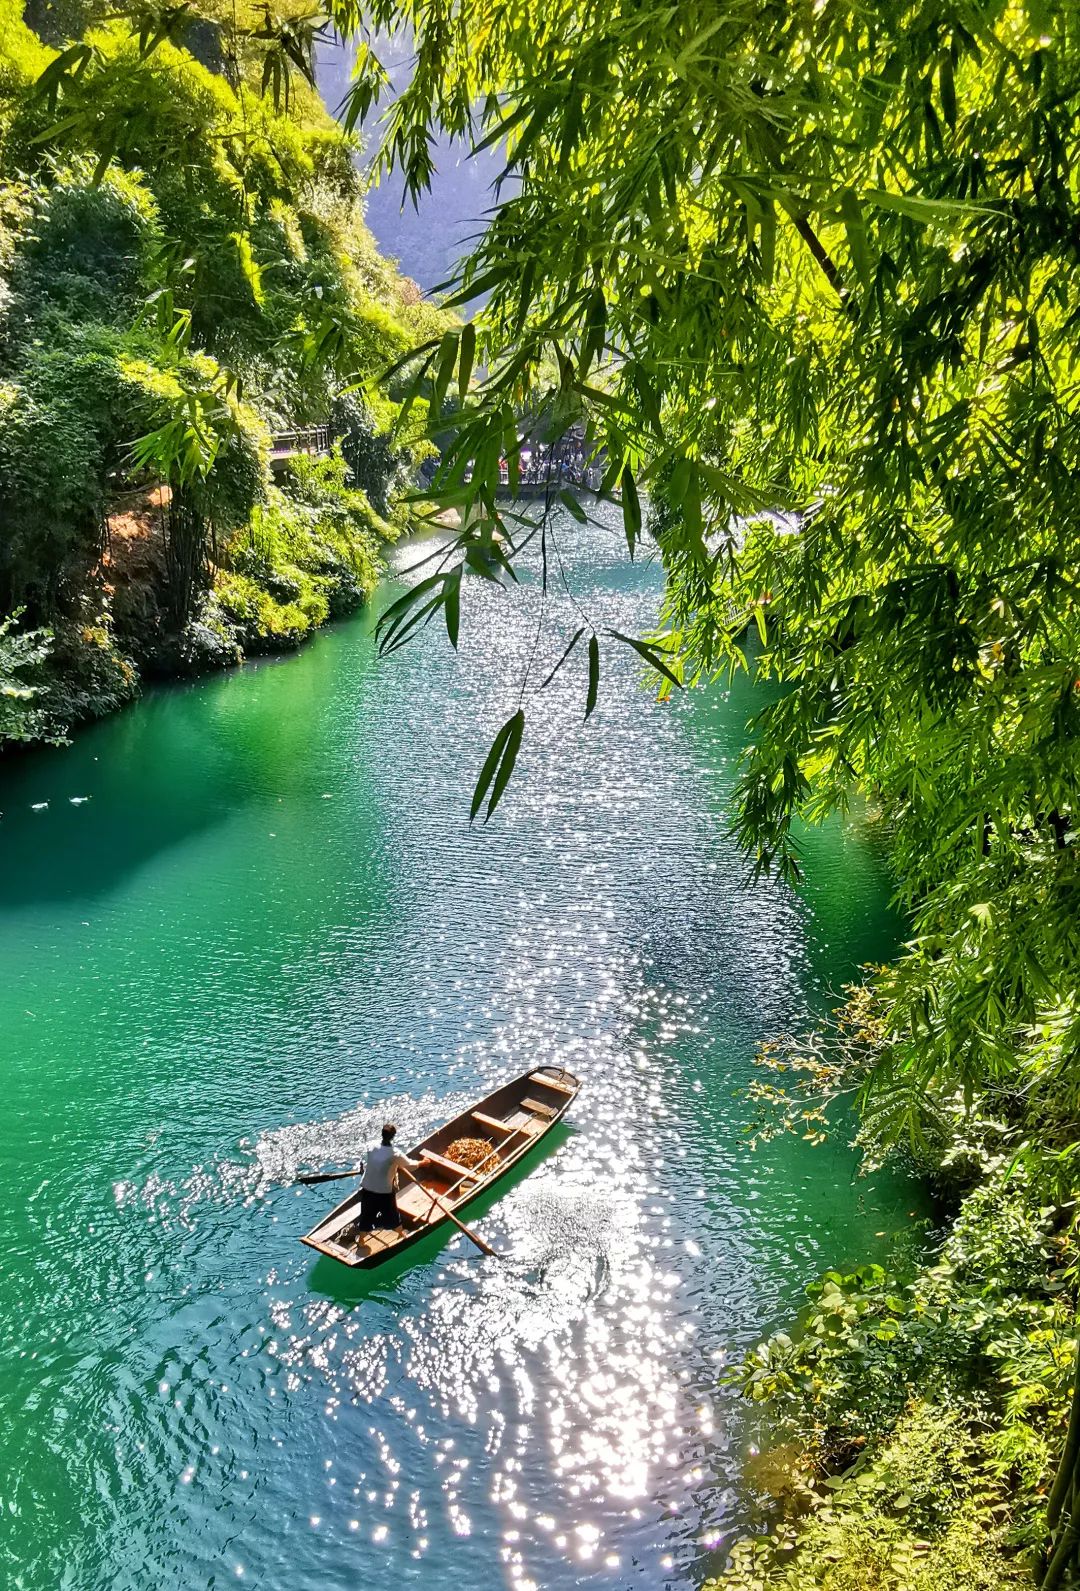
left=458, top=1224, right=499, bottom=1258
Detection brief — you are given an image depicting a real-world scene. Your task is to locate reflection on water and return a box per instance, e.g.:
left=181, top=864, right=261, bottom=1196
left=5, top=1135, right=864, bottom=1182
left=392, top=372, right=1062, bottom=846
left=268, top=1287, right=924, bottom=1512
left=0, top=508, right=918, bottom=1590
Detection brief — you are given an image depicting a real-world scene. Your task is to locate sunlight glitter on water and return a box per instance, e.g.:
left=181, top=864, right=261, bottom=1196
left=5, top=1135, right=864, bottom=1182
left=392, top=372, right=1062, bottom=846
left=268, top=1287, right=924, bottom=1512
left=0, top=506, right=923, bottom=1591
left=103, top=984, right=871, bottom=1588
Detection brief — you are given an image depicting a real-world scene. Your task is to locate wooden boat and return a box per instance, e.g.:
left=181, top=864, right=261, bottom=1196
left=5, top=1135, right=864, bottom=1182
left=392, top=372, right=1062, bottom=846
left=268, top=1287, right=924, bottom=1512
left=300, top=1065, right=580, bottom=1268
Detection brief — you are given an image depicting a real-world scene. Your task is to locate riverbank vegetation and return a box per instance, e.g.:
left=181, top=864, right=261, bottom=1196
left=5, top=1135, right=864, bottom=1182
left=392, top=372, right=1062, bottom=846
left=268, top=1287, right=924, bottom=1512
left=0, top=0, right=442, bottom=744
left=707, top=1004, right=1078, bottom=1588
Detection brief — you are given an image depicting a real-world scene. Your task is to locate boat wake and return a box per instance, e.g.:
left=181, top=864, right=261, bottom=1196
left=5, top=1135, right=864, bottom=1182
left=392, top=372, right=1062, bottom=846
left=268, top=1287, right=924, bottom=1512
left=111, top=1091, right=477, bottom=1229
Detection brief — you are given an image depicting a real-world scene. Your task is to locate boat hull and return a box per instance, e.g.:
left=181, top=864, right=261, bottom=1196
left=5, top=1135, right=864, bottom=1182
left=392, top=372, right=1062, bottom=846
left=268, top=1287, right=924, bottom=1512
left=300, top=1065, right=580, bottom=1268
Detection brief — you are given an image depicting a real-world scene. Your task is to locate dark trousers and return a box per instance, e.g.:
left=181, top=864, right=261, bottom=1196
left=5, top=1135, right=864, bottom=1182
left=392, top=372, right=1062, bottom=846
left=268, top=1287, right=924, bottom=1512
left=357, top=1189, right=400, bottom=1231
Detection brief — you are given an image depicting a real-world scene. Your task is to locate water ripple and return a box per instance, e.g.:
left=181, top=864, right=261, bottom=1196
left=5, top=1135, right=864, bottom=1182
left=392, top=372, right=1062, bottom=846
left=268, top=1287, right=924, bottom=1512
left=0, top=508, right=921, bottom=1590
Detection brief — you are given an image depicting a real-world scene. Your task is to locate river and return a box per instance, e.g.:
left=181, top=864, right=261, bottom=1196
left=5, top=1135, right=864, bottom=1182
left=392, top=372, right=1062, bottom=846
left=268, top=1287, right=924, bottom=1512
left=0, top=508, right=919, bottom=1590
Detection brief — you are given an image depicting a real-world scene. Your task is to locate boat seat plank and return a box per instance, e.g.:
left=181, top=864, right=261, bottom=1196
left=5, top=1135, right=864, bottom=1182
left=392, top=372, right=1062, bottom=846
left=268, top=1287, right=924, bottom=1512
left=421, top=1149, right=483, bottom=1181
left=529, top=1071, right=576, bottom=1096
left=472, top=1110, right=515, bottom=1134
left=397, top=1185, right=440, bottom=1222
left=503, top=1108, right=542, bottom=1134
left=520, top=1096, right=558, bottom=1119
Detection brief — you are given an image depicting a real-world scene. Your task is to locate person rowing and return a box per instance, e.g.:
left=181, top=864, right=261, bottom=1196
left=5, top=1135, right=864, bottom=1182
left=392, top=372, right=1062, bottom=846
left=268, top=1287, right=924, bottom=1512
left=357, top=1122, right=428, bottom=1231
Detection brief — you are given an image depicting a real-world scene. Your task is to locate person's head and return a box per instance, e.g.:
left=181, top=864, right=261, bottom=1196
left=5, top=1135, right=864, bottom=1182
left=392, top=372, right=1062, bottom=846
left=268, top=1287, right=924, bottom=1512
left=381, top=1122, right=397, bottom=1146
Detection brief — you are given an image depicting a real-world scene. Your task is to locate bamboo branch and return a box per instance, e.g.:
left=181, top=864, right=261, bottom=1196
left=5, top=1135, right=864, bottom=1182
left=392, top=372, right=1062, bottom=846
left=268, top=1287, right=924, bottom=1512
left=1047, top=1334, right=1080, bottom=1532
left=792, top=215, right=852, bottom=313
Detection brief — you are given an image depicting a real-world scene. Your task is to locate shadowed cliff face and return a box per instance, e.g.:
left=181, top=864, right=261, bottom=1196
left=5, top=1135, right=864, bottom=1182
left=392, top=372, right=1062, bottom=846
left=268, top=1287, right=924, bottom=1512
left=316, top=35, right=503, bottom=294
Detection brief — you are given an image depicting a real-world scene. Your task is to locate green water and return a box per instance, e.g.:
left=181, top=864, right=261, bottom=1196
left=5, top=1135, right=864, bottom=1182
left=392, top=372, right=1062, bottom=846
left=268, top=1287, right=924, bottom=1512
left=0, top=511, right=919, bottom=1590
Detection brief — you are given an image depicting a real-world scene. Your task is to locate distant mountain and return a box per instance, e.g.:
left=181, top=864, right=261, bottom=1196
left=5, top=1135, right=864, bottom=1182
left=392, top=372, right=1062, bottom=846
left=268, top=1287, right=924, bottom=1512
left=316, top=37, right=502, bottom=294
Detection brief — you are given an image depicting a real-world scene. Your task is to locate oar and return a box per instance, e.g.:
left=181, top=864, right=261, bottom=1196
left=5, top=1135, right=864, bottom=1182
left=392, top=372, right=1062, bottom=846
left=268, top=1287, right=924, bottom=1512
left=296, top=1167, right=363, bottom=1186
left=401, top=1168, right=500, bottom=1259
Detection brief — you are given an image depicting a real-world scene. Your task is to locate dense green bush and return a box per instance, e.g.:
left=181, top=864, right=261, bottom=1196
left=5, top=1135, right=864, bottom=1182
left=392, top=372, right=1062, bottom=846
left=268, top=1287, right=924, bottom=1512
left=331, top=392, right=418, bottom=517
left=0, top=609, right=54, bottom=744
left=0, top=325, right=127, bottom=609
left=0, top=324, right=267, bottom=616
left=213, top=447, right=396, bottom=650
left=0, top=0, right=450, bottom=735
left=39, top=614, right=138, bottom=727
left=2, top=166, right=158, bottom=338
left=717, top=1155, right=1077, bottom=1585
left=710, top=1405, right=1026, bottom=1591
left=214, top=569, right=324, bottom=649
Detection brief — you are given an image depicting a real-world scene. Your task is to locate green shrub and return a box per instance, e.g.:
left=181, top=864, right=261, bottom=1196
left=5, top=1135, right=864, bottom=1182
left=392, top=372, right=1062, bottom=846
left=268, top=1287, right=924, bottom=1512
left=731, top=1171, right=1071, bottom=1456
left=39, top=613, right=137, bottom=726
left=0, top=324, right=267, bottom=615
left=214, top=569, right=316, bottom=647
left=4, top=167, right=159, bottom=336
left=709, top=1405, right=1027, bottom=1591
left=330, top=391, right=432, bottom=516
left=0, top=324, right=128, bottom=608
left=215, top=448, right=393, bottom=648
left=722, top=1159, right=1075, bottom=1584
left=0, top=608, right=55, bottom=744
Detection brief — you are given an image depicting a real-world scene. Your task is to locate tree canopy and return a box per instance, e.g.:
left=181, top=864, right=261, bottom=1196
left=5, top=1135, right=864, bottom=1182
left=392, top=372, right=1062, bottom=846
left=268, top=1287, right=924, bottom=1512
left=22, top=0, right=1080, bottom=1095
left=0, top=0, right=448, bottom=735
left=325, top=3, right=1080, bottom=1576
left=324, top=0, right=1080, bottom=1144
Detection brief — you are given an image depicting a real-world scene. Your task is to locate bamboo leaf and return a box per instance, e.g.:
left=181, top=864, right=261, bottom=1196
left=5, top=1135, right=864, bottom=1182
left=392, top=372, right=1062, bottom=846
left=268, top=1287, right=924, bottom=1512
left=470, top=713, right=516, bottom=819
left=440, top=264, right=515, bottom=309
left=621, top=465, right=641, bottom=557
left=864, top=189, right=996, bottom=221
left=630, top=362, right=663, bottom=436
left=378, top=593, right=445, bottom=656
left=580, top=287, right=607, bottom=377
left=939, top=51, right=957, bottom=128
left=470, top=709, right=525, bottom=821
left=585, top=633, right=600, bottom=719
left=433, top=332, right=459, bottom=408
left=607, top=629, right=683, bottom=690
left=444, top=566, right=462, bottom=648
left=33, top=43, right=93, bottom=110
left=27, top=111, right=88, bottom=146
left=484, top=708, right=525, bottom=819
left=376, top=591, right=438, bottom=652
left=471, top=98, right=533, bottom=155
left=458, top=322, right=476, bottom=399
left=375, top=573, right=444, bottom=653
left=839, top=190, right=872, bottom=291
left=759, top=200, right=776, bottom=283
left=464, top=545, right=507, bottom=583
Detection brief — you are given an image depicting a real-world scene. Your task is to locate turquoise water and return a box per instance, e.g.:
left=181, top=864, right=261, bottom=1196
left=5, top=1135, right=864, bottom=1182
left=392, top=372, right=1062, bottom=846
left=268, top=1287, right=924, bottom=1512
left=0, top=509, right=918, bottom=1589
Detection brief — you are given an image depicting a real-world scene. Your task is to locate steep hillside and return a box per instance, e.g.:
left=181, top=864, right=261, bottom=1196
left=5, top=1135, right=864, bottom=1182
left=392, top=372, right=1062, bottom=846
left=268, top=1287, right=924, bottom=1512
left=316, top=33, right=500, bottom=294
left=0, top=0, right=445, bottom=743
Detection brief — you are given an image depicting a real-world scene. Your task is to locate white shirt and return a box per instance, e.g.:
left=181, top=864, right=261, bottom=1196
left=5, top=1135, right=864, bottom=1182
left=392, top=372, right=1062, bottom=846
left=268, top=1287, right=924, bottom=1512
left=361, top=1143, right=421, bottom=1194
